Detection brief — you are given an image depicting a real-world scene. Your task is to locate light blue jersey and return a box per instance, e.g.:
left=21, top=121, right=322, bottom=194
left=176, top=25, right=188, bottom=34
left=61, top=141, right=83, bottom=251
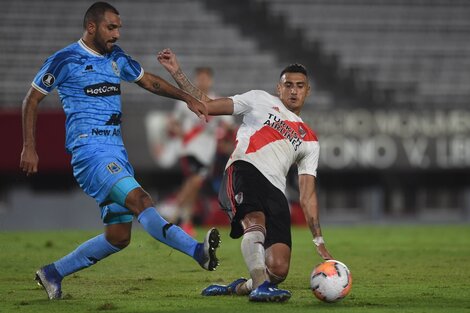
left=32, top=39, right=144, bottom=153
left=32, top=39, right=144, bottom=221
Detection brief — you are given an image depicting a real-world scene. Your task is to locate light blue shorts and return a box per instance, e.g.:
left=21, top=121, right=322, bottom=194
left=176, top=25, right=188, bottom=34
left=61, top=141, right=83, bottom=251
left=72, top=144, right=141, bottom=225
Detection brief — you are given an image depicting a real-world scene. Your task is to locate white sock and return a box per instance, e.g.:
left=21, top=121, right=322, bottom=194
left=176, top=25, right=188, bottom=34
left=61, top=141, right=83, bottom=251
left=236, top=278, right=253, bottom=295
left=241, top=225, right=267, bottom=289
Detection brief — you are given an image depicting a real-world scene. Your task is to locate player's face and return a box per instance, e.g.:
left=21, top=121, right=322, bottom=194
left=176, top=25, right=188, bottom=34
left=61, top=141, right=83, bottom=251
left=93, top=11, right=121, bottom=54
left=195, top=72, right=213, bottom=94
left=277, top=72, right=310, bottom=115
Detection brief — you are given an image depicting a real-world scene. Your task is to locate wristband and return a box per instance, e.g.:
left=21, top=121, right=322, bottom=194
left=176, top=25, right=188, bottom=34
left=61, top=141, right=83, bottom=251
left=313, top=236, right=325, bottom=246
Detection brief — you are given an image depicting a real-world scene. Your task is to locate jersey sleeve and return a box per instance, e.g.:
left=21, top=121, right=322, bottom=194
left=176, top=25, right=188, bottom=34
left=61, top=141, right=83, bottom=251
left=116, top=50, right=144, bottom=83
left=230, top=90, right=259, bottom=115
left=31, top=53, right=70, bottom=95
left=297, top=142, right=320, bottom=177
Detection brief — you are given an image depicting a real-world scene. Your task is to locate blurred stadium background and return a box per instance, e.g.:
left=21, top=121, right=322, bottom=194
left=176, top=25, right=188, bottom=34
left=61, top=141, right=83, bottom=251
left=1, top=0, right=470, bottom=230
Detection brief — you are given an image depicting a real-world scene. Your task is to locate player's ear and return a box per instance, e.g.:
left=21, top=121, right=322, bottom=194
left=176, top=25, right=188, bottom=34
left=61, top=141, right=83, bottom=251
left=276, top=82, right=281, bottom=96
left=86, top=21, right=97, bottom=35
left=306, top=82, right=311, bottom=97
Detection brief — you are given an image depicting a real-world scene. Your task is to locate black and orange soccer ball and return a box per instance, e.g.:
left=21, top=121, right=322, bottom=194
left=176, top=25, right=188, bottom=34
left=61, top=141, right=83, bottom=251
left=310, top=260, right=352, bottom=302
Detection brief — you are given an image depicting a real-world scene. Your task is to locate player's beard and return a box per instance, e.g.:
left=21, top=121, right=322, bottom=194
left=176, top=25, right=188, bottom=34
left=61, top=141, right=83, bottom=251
left=94, top=33, right=115, bottom=54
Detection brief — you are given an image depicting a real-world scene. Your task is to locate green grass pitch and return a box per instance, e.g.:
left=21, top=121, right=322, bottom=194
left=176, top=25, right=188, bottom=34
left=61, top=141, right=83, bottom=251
left=1, top=225, right=469, bottom=313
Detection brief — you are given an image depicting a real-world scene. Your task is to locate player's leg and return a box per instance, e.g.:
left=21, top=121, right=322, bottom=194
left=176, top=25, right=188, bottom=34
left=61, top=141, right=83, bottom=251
left=176, top=173, right=204, bottom=235
left=53, top=220, right=132, bottom=278
left=120, top=183, right=219, bottom=271
left=265, top=243, right=291, bottom=285
left=203, top=162, right=262, bottom=296
left=203, top=161, right=288, bottom=300
left=35, top=204, right=133, bottom=299
left=247, top=178, right=292, bottom=302
left=174, top=156, right=207, bottom=235
left=237, top=214, right=292, bottom=302
left=105, top=221, right=132, bottom=249
left=239, top=211, right=268, bottom=290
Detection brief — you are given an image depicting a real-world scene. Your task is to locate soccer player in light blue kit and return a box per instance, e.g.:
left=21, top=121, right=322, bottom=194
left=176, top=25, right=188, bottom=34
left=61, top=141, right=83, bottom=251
left=19, top=2, right=220, bottom=300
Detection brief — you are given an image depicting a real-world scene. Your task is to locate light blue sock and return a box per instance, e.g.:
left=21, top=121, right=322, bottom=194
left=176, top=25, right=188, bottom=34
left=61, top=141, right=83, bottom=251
left=54, top=234, right=121, bottom=277
left=137, top=207, right=199, bottom=258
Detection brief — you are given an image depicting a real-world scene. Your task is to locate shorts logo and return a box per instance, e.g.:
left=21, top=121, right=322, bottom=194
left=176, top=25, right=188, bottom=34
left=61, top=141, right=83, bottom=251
left=111, top=61, right=120, bottom=76
left=42, top=73, right=55, bottom=87
left=235, top=192, right=244, bottom=205
left=106, top=162, right=122, bottom=174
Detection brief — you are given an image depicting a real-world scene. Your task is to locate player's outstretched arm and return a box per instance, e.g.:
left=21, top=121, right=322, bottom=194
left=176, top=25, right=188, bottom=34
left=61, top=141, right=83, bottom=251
left=20, top=87, right=46, bottom=176
left=136, top=72, right=208, bottom=121
left=299, top=174, right=333, bottom=260
left=157, top=49, right=234, bottom=116
left=157, top=48, right=212, bottom=102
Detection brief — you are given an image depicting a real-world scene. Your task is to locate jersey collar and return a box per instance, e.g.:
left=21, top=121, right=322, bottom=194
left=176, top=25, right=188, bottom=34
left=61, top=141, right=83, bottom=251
left=78, top=39, right=105, bottom=57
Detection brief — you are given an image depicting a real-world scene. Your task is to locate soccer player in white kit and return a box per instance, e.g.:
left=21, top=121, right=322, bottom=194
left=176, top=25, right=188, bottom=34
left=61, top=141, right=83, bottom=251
left=163, top=67, right=234, bottom=235
left=158, top=49, right=333, bottom=302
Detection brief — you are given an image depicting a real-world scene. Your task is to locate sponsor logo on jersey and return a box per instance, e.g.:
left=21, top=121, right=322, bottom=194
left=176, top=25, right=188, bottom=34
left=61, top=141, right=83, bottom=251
left=42, top=73, right=55, bottom=87
left=91, top=128, right=121, bottom=136
left=263, top=113, right=303, bottom=151
left=111, top=61, right=120, bottom=76
left=235, top=192, right=244, bottom=204
left=84, top=64, right=94, bottom=72
left=106, top=162, right=122, bottom=174
left=84, top=83, right=121, bottom=97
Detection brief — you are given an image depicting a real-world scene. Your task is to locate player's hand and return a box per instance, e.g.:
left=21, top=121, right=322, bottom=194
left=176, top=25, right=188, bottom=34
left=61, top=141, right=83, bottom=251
left=157, top=48, right=180, bottom=75
left=186, top=97, right=209, bottom=122
left=20, top=146, right=39, bottom=176
left=316, top=244, right=333, bottom=261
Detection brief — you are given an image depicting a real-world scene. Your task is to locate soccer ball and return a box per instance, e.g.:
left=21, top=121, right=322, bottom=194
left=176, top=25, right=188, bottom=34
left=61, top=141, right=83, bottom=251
left=310, top=260, right=352, bottom=302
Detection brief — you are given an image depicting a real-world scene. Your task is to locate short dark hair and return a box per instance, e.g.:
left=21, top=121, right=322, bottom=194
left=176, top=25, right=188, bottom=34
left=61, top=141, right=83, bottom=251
left=280, top=63, right=308, bottom=79
left=195, top=67, right=214, bottom=77
left=83, top=2, right=119, bottom=29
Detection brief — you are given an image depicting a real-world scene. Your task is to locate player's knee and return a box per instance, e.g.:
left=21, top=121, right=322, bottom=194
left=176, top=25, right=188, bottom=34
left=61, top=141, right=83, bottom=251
left=126, top=189, right=154, bottom=214
left=106, top=233, right=131, bottom=250
left=267, top=262, right=289, bottom=284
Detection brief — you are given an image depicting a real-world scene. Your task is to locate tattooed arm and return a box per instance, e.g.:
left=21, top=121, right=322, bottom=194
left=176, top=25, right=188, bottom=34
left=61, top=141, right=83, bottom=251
left=136, top=72, right=208, bottom=121
left=157, top=49, right=212, bottom=102
left=299, top=174, right=333, bottom=260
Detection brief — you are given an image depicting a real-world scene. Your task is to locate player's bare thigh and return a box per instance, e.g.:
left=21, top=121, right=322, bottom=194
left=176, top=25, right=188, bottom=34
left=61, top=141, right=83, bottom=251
left=241, top=211, right=266, bottom=229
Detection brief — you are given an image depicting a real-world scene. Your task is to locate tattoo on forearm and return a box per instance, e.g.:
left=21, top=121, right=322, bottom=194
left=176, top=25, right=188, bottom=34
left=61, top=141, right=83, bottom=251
left=173, top=68, right=204, bottom=101
left=311, top=222, right=322, bottom=236
left=152, top=82, right=161, bottom=92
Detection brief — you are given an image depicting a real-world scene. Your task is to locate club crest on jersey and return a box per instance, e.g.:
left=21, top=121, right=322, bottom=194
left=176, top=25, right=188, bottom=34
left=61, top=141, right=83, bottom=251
left=42, top=73, right=55, bottom=87
left=111, top=61, right=120, bottom=76
left=106, top=162, right=122, bottom=174
left=272, top=106, right=280, bottom=113
left=235, top=192, right=244, bottom=204
left=298, top=125, right=306, bottom=138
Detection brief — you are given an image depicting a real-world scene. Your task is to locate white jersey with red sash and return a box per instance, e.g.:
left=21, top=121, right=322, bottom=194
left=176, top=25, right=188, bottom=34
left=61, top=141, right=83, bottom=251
left=173, top=93, right=233, bottom=166
left=227, top=90, right=319, bottom=194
